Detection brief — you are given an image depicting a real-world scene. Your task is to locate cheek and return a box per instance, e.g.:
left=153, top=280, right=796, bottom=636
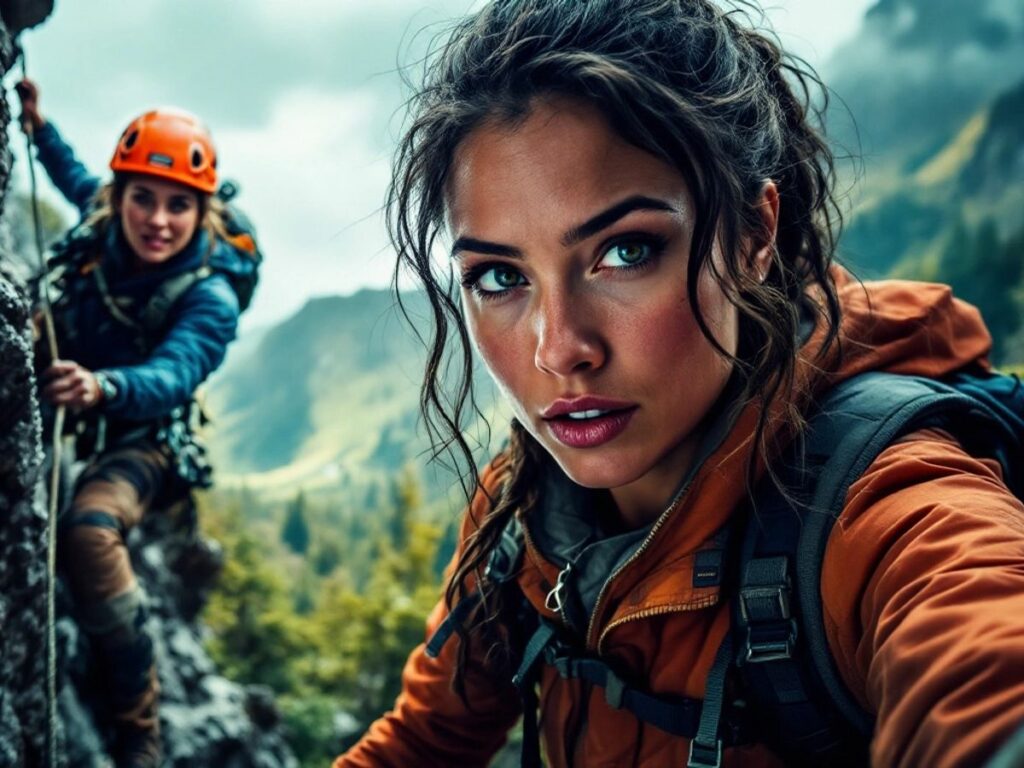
left=628, top=293, right=699, bottom=358
left=120, top=204, right=138, bottom=229
left=468, top=308, right=509, bottom=372
left=175, top=211, right=200, bottom=238
left=465, top=303, right=532, bottom=400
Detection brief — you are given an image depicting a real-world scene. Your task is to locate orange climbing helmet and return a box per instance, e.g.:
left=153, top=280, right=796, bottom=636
left=109, top=109, right=217, bottom=194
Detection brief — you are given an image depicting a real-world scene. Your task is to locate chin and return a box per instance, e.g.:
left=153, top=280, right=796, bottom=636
left=545, top=445, right=648, bottom=491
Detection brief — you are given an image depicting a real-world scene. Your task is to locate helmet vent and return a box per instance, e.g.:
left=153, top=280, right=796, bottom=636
left=188, top=141, right=210, bottom=173
left=121, top=129, right=139, bottom=153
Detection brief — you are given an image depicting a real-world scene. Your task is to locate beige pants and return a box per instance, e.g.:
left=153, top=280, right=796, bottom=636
left=60, top=439, right=183, bottom=763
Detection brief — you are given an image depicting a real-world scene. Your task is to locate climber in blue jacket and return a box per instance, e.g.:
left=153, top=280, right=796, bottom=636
left=18, top=78, right=258, bottom=768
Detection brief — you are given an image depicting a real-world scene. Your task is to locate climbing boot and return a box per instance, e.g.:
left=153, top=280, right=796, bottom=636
left=93, top=618, right=163, bottom=768
left=110, top=673, right=162, bottom=768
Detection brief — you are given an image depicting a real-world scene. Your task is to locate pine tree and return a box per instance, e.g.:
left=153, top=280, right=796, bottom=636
left=281, top=491, right=311, bottom=555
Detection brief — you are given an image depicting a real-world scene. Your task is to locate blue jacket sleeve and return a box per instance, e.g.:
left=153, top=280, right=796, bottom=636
left=99, top=275, right=240, bottom=421
left=33, top=121, right=102, bottom=215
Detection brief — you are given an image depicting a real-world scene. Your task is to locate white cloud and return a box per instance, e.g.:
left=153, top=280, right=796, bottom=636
left=215, top=87, right=395, bottom=330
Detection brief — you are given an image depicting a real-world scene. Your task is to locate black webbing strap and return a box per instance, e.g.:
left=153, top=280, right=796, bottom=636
left=688, top=632, right=735, bottom=768
left=424, top=591, right=482, bottom=659
left=140, top=266, right=212, bottom=333
left=58, top=510, right=124, bottom=536
left=513, top=620, right=711, bottom=766
left=513, top=622, right=557, bottom=688
left=513, top=622, right=557, bottom=768
left=543, top=652, right=704, bottom=738
left=425, top=520, right=525, bottom=660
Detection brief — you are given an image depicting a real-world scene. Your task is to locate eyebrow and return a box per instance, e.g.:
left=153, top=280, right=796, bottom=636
left=450, top=194, right=677, bottom=259
left=561, top=195, right=677, bottom=247
left=450, top=237, right=523, bottom=260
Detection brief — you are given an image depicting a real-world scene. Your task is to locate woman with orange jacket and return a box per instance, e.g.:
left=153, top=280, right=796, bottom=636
left=334, top=1, right=1024, bottom=766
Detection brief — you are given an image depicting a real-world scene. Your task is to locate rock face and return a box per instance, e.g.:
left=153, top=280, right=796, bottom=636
left=0, top=7, right=297, bottom=768
left=0, top=262, right=48, bottom=768
left=56, top=525, right=297, bottom=768
left=0, top=5, right=50, bottom=765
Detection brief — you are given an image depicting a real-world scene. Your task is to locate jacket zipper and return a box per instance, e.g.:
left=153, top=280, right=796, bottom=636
left=583, top=490, right=687, bottom=647
left=521, top=518, right=578, bottom=630
left=545, top=561, right=574, bottom=628
left=597, top=596, right=719, bottom=654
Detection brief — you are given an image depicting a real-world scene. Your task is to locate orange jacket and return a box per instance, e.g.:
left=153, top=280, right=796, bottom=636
left=335, top=271, right=1024, bottom=767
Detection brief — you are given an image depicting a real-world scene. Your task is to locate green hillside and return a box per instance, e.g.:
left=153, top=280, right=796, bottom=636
left=838, top=75, right=1024, bottom=359
left=204, top=288, right=507, bottom=503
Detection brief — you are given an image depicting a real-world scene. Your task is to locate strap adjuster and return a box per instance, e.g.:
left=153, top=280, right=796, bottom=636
left=743, top=620, right=798, bottom=664
left=687, top=738, right=722, bottom=768
left=738, top=583, right=791, bottom=623
left=546, top=647, right=576, bottom=680
left=604, top=668, right=626, bottom=709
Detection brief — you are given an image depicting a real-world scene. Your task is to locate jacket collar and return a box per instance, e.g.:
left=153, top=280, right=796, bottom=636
left=100, top=220, right=209, bottom=291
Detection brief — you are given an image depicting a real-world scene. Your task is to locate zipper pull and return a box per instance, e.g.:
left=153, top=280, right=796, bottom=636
left=545, top=562, right=572, bottom=614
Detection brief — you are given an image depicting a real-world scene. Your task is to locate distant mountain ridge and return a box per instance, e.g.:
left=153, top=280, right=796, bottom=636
left=826, top=0, right=1024, bottom=170
left=839, top=72, right=1024, bottom=277
left=205, top=288, right=504, bottom=500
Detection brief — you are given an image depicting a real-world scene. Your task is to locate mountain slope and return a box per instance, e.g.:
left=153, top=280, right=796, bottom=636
left=840, top=74, right=1024, bottom=278
left=825, top=0, right=1024, bottom=174
left=204, top=288, right=504, bottom=499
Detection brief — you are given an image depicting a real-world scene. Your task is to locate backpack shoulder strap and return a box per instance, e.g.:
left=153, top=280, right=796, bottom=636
left=424, top=516, right=524, bottom=659
left=735, top=371, right=1010, bottom=765
left=138, top=265, right=214, bottom=337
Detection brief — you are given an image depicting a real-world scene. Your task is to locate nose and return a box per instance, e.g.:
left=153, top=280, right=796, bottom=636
left=148, top=204, right=169, bottom=228
left=533, top=289, right=606, bottom=377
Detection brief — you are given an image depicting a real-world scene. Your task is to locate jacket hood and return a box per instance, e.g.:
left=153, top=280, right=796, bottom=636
left=821, top=267, right=991, bottom=383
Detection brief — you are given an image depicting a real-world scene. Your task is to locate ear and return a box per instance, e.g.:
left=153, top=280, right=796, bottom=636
left=749, top=180, right=779, bottom=283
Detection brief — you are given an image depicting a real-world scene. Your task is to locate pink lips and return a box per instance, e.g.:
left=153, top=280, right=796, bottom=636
left=542, top=395, right=638, bottom=449
left=143, top=234, right=169, bottom=250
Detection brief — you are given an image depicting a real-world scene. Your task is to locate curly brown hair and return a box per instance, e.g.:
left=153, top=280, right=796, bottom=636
left=388, top=0, right=844, bottom=699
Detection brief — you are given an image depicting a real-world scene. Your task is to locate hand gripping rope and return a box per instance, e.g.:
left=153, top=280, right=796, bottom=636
left=17, top=42, right=62, bottom=768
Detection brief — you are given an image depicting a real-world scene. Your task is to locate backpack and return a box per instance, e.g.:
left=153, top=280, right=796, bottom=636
left=426, top=367, right=1024, bottom=768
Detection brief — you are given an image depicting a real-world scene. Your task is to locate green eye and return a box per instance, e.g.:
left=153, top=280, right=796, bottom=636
left=601, top=242, right=651, bottom=268
left=476, top=265, right=525, bottom=293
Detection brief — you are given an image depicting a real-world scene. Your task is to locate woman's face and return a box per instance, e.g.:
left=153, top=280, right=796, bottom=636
left=448, top=98, right=750, bottom=521
left=118, top=176, right=201, bottom=266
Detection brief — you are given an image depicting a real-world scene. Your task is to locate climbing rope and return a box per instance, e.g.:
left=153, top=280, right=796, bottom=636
left=18, top=43, right=63, bottom=768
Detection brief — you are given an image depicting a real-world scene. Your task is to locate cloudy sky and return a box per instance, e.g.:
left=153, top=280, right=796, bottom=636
left=5, top=0, right=875, bottom=333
